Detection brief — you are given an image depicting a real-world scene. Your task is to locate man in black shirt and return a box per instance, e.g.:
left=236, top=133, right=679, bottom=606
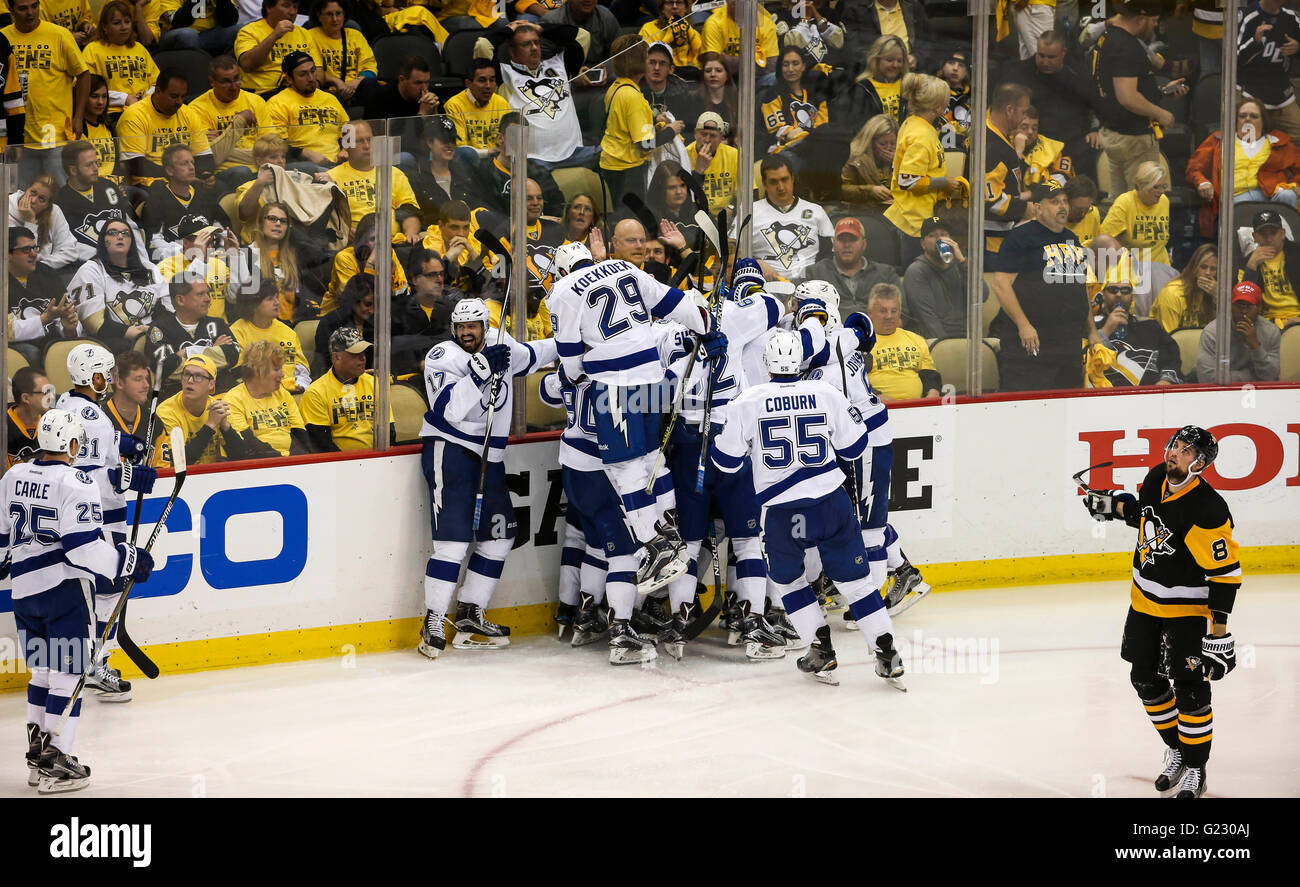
left=394, top=247, right=457, bottom=375
left=989, top=181, right=1091, bottom=391
left=642, top=42, right=700, bottom=136
left=457, top=112, right=566, bottom=218
left=1093, top=1, right=1181, bottom=192
left=144, top=277, right=241, bottom=396
left=1237, top=0, right=1300, bottom=141
left=1086, top=268, right=1183, bottom=386
left=6, top=367, right=53, bottom=468
left=361, top=55, right=441, bottom=165
left=140, top=144, right=231, bottom=250
left=1003, top=30, right=1101, bottom=183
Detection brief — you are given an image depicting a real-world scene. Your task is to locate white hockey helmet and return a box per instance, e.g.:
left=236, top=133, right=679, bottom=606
left=67, top=343, right=115, bottom=391
left=764, top=329, right=803, bottom=378
left=450, top=297, right=490, bottom=333
left=36, top=408, right=86, bottom=456
left=552, top=241, right=593, bottom=277
left=795, top=279, right=841, bottom=331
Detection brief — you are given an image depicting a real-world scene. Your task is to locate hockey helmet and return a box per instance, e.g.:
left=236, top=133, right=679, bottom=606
left=1165, top=425, right=1218, bottom=475
left=764, top=329, right=803, bottom=378
left=795, top=279, right=841, bottom=331
left=67, top=343, right=115, bottom=392
left=450, top=297, right=490, bottom=335
left=553, top=241, right=594, bottom=277
left=36, top=408, right=87, bottom=456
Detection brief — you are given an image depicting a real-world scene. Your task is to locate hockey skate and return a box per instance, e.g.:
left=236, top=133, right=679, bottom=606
left=797, top=640, right=839, bottom=685
left=1154, top=747, right=1186, bottom=796
left=1175, top=766, right=1206, bottom=798
left=885, top=560, right=931, bottom=617
left=26, top=723, right=44, bottom=787
left=608, top=618, right=658, bottom=666
left=843, top=609, right=858, bottom=631
left=555, top=602, right=578, bottom=640
left=659, top=602, right=693, bottom=660
left=631, top=597, right=670, bottom=640
left=85, top=659, right=132, bottom=702
left=451, top=603, right=510, bottom=650
left=36, top=736, right=90, bottom=794
left=570, top=593, right=610, bottom=647
left=874, top=633, right=907, bottom=691
left=814, top=572, right=843, bottom=612
left=739, top=605, right=786, bottom=661
left=721, top=590, right=742, bottom=644
left=766, top=604, right=808, bottom=651
left=417, top=609, right=446, bottom=659
left=635, top=513, right=689, bottom=593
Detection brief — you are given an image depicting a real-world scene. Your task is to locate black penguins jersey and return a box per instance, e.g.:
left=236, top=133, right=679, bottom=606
left=1126, top=463, right=1241, bottom=621
left=5, top=406, right=39, bottom=468
left=55, top=180, right=144, bottom=264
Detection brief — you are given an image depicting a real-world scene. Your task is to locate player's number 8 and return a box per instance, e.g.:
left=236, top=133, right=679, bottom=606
left=1211, top=539, right=1228, bottom=561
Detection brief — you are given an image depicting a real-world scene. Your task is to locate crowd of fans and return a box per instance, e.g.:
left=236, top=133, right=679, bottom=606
left=4, top=0, right=1300, bottom=466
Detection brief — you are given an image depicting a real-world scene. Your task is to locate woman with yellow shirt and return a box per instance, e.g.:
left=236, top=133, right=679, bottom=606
left=1150, top=244, right=1217, bottom=332
left=82, top=1, right=158, bottom=117
left=230, top=280, right=312, bottom=393
left=1099, top=160, right=1172, bottom=267
left=222, top=339, right=309, bottom=457
left=229, top=201, right=321, bottom=322
left=308, top=0, right=379, bottom=107
left=638, top=0, right=700, bottom=73
left=320, top=212, right=408, bottom=315
left=599, top=35, right=659, bottom=209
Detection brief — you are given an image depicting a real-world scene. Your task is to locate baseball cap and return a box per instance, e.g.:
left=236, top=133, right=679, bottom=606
left=696, top=111, right=725, bottom=131
left=1232, top=281, right=1263, bottom=304
left=646, top=41, right=674, bottom=59
left=424, top=116, right=457, bottom=144
left=1029, top=180, right=1063, bottom=201
left=177, top=214, right=216, bottom=238
left=329, top=327, right=372, bottom=354
left=281, top=50, right=314, bottom=75
left=1252, top=209, right=1284, bottom=231
left=182, top=354, right=217, bottom=380
left=834, top=217, right=866, bottom=239
left=920, top=216, right=949, bottom=237
left=943, top=53, right=970, bottom=67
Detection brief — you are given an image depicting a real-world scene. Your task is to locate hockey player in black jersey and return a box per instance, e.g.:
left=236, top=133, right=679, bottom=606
left=1082, top=426, right=1241, bottom=798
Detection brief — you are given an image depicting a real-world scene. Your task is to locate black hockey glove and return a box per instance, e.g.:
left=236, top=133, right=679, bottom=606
left=1201, top=633, right=1236, bottom=680
left=1082, top=489, right=1135, bottom=521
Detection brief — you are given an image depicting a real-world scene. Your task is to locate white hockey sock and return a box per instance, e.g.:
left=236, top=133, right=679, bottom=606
left=459, top=537, right=513, bottom=608
left=803, top=546, right=823, bottom=585
left=773, top=580, right=826, bottom=644
left=27, top=667, right=50, bottom=731
left=424, top=540, right=470, bottom=616
left=581, top=547, right=608, bottom=603
left=884, top=524, right=903, bottom=569
left=605, top=455, right=659, bottom=543
left=667, top=540, right=703, bottom=609
left=867, top=546, right=887, bottom=593
left=558, top=521, right=585, bottom=607
left=94, top=592, right=120, bottom=655
left=605, top=554, right=639, bottom=620
left=651, top=462, right=675, bottom=521
left=45, top=670, right=82, bottom=753
left=731, top=536, right=766, bottom=612
left=842, top=575, right=894, bottom=642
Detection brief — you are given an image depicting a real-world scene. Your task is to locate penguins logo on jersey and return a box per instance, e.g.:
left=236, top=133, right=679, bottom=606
left=1137, top=507, right=1176, bottom=568
left=520, top=74, right=569, bottom=119
left=73, top=209, right=127, bottom=246
left=788, top=98, right=817, bottom=130
left=761, top=221, right=814, bottom=269
left=106, top=285, right=155, bottom=326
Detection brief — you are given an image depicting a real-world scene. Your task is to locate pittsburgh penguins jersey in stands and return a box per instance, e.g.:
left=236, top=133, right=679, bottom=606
left=7, top=265, right=66, bottom=342
left=55, top=391, right=128, bottom=538
left=758, top=86, right=828, bottom=152
left=55, top=180, right=147, bottom=264
left=548, top=259, right=705, bottom=386
left=980, top=116, right=1028, bottom=252
left=805, top=327, right=891, bottom=446
left=539, top=370, right=603, bottom=473
left=499, top=51, right=582, bottom=164
left=0, top=31, right=25, bottom=149
left=0, top=459, right=122, bottom=602
left=103, top=398, right=151, bottom=440
left=747, top=197, right=834, bottom=280
left=1085, top=317, right=1182, bottom=388
left=1021, top=133, right=1071, bottom=187
left=6, top=406, right=39, bottom=468
left=144, top=310, right=241, bottom=391
left=712, top=377, right=871, bottom=507
left=1125, top=462, right=1240, bottom=620
left=69, top=259, right=168, bottom=344
left=420, top=330, right=558, bottom=462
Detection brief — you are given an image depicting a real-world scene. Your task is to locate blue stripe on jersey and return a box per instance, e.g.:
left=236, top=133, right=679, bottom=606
left=582, top=554, right=607, bottom=569
left=0, top=532, right=8, bottom=547
left=736, top=559, right=765, bottom=579
left=561, top=546, right=584, bottom=567
left=651, top=471, right=673, bottom=497
left=520, top=342, right=539, bottom=373
left=425, top=558, right=461, bottom=582
left=864, top=410, right=888, bottom=432
left=563, top=435, right=601, bottom=458
left=782, top=583, right=818, bottom=614
left=806, top=338, right=829, bottom=367
left=539, top=385, right=563, bottom=408
left=837, top=431, right=870, bottom=461
left=63, top=529, right=104, bottom=551
left=653, top=286, right=686, bottom=318
left=467, top=553, right=504, bottom=579
left=11, top=548, right=70, bottom=578
left=765, top=296, right=780, bottom=328
left=620, top=487, right=654, bottom=511
left=607, top=570, right=637, bottom=586
left=557, top=340, right=584, bottom=357
left=584, top=346, right=660, bottom=375
left=756, top=462, right=839, bottom=505
left=713, top=447, right=745, bottom=471
left=429, top=387, right=509, bottom=449
left=104, top=506, right=127, bottom=524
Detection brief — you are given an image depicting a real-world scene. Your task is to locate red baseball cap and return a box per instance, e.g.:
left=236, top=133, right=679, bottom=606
left=1232, top=281, right=1262, bottom=304
left=834, top=218, right=866, bottom=239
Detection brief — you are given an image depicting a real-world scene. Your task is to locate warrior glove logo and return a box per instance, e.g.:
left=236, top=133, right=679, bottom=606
left=1137, top=506, right=1176, bottom=567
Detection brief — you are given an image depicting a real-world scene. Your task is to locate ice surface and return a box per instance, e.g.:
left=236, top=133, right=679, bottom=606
left=3, top=577, right=1296, bottom=797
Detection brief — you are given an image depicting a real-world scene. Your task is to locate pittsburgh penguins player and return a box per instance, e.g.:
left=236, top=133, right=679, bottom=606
left=1083, top=426, right=1241, bottom=799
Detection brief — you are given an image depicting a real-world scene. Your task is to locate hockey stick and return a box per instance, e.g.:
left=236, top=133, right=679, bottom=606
left=54, top=427, right=187, bottom=736
left=622, top=193, right=659, bottom=243
left=681, top=527, right=722, bottom=641
left=471, top=229, right=514, bottom=533
left=667, top=251, right=699, bottom=288
left=836, top=338, right=864, bottom=526
left=1072, top=461, right=1114, bottom=495
left=694, top=207, right=729, bottom=493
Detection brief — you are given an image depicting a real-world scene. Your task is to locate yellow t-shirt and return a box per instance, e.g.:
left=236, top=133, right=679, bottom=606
left=39, top=0, right=89, bottom=32
left=868, top=328, right=938, bottom=400
left=156, top=252, right=231, bottom=319
left=82, top=40, right=158, bottom=109
left=1258, top=252, right=1299, bottom=325
left=299, top=368, right=390, bottom=451
left=159, top=0, right=215, bottom=32
left=884, top=114, right=945, bottom=238
left=1067, top=204, right=1101, bottom=246
left=266, top=86, right=346, bottom=160
left=234, top=20, right=321, bottom=95
left=383, top=6, right=449, bottom=42
left=1099, top=190, right=1170, bottom=266
left=116, top=99, right=213, bottom=186
left=153, top=392, right=225, bottom=466
left=320, top=248, right=408, bottom=315
left=1022, top=134, right=1067, bottom=185
left=686, top=141, right=739, bottom=216
left=308, top=27, right=377, bottom=82
left=1149, top=277, right=1215, bottom=333
left=701, top=7, right=778, bottom=67
left=1233, top=138, right=1271, bottom=196
left=875, top=1, right=909, bottom=48
left=188, top=88, right=273, bottom=172
left=326, top=161, right=419, bottom=238
left=229, top=318, right=307, bottom=392
left=85, top=119, right=120, bottom=184
left=488, top=298, right=551, bottom=342
left=4, top=22, right=89, bottom=143
left=444, top=89, right=511, bottom=152
left=221, top=381, right=304, bottom=456
left=639, top=18, right=701, bottom=69
left=870, top=78, right=902, bottom=123
left=600, top=77, right=656, bottom=172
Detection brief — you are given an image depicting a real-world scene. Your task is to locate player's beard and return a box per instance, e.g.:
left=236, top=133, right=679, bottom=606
left=1166, top=460, right=1188, bottom=483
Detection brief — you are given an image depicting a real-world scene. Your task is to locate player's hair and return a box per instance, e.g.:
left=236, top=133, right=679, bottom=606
left=60, top=140, right=98, bottom=175
left=1037, top=29, right=1068, bottom=49
left=1235, top=96, right=1272, bottom=136
left=156, top=67, right=190, bottom=94
left=467, top=57, right=497, bottom=81
left=900, top=73, right=948, bottom=115
left=11, top=366, right=44, bottom=400
left=399, top=55, right=431, bottom=78
left=209, top=54, right=239, bottom=77
left=1132, top=160, right=1168, bottom=192
left=114, top=349, right=151, bottom=382
left=20, top=175, right=59, bottom=249
left=867, top=282, right=902, bottom=309
left=859, top=35, right=909, bottom=84
left=241, top=340, right=286, bottom=382
left=439, top=200, right=471, bottom=224
left=609, top=34, right=647, bottom=80
left=846, top=114, right=899, bottom=187
left=991, top=82, right=1031, bottom=115
left=253, top=201, right=300, bottom=293
left=760, top=154, right=795, bottom=184
left=96, top=0, right=137, bottom=46
left=161, top=142, right=194, bottom=171
left=252, top=133, right=290, bottom=163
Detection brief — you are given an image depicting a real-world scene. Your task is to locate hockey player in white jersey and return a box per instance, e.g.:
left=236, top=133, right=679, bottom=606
left=547, top=241, right=712, bottom=592
left=54, top=344, right=157, bottom=702
left=712, top=330, right=905, bottom=688
left=417, top=298, right=557, bottom=658
left=1, top=409, right=155, bottom=792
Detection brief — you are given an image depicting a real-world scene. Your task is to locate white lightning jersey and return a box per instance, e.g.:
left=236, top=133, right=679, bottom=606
left=538, top=371, right=604, bottom=473
left=0, top=460, right=122, bottom=602
left=742, top=313, right=829, bottom=388
left=548, top=259, right=706, bottom=386
left=55, top=392, right=128, bottom=537
left=420, top=330, right=558, bottom=462
left=804, top=328, right=892, bottom=446
left=713, top=378, right=870, bottom=507
left=745, top=198, right=834, bottom=280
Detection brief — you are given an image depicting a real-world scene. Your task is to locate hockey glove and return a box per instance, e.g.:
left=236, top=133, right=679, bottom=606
left=108, top=463, right=158, bottom=495
left=732, top=258, right=765, bottom=292
left=0, top=555, right=9, bottom=581
left=698, top=330, right=729, bottom=363
left=795, top=297, right=828, bottom=327
left=118, top=433, right=147, bottom=463
left=116, top=542, right=155, bottom=583
left=844, top=312, right=876, bottom=352
left=483, top=343, right=511, bottom=375
left=1201, top=633, right=1236, bottom=680
left=1082, top=489, right=1135, bottom=521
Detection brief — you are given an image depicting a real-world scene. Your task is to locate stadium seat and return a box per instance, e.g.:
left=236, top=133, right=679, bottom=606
left=295, top=319, right=323, bottom=376
left=42, top=339, right=100, bottom=397
left=861, top=213, right=901, bottom=268
left=153, top=49, right=213, bottom=101
left=524, top=372, right=565, bottom=430
left=551, top=166, right=611, bottom=215
left=6, top=347, right=29, bottom=377
left=441, top=28, right=486, bottom=78
left=1280, top=325, right=1300, bottom=382
left=390, top=382, right=428, bottom=443
left=944, top=151, right=965, bottom=180
left=133, top=335, right=148, bottom=353
left=1234, top=201, right=1300, bottom=245
left=928, top=337, right=999, bottom=394
left=1189, top=73, right=1221, bottom=144
left=1170, top=327, right=1202, bottom=381
left=373, top=33, right=444, bottom=81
